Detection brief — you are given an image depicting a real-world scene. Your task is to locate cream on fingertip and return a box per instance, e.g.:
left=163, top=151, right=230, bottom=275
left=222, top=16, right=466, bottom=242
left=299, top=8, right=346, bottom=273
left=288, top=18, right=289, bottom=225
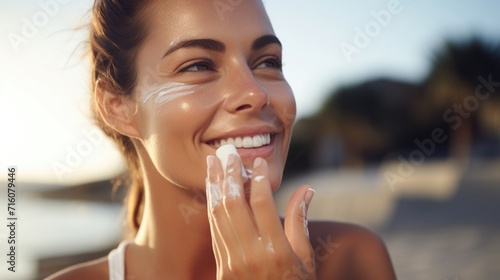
left=215, top=144, right=249, bottom=180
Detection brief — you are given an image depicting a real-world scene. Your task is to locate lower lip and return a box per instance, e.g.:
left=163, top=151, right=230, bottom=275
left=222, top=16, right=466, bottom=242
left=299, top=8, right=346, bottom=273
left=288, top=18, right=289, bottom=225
left=236, top=141, right=275, bottom=160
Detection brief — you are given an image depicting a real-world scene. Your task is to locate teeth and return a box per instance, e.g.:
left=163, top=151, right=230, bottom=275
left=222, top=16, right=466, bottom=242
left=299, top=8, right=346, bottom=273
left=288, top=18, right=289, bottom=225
left=212, top=133, right=271, bottom=149
left=235, top=137, right=243, bottom=147
left=242, top=136, right=253, bottom=148
left=253, top=135, right=262, bottom=147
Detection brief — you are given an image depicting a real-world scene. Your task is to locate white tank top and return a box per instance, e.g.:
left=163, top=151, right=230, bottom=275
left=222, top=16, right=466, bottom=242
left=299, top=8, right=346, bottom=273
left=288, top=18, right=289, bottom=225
left=107, top=241, right=131, bottom=280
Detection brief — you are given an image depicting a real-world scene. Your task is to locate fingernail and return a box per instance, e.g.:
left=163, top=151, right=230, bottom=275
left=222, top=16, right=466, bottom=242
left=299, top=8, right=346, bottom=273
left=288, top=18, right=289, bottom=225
left=227, top=154, right=236, bottom=172
left=216, top=144, right=239, bottom=174
left=304, top=187, right=315, bottom=209
left=253, top=157, right=264, bottom=169
left=206, top=155, right=215, bottom=169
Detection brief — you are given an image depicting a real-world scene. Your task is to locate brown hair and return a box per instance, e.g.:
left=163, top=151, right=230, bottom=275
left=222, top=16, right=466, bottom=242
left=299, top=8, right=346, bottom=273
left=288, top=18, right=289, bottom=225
left=89, top=0, right=152, bottom=236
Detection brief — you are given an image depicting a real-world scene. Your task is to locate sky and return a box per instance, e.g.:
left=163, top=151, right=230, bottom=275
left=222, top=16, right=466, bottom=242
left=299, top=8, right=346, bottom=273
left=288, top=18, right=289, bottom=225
left=1, top=0, right=500, bottom=186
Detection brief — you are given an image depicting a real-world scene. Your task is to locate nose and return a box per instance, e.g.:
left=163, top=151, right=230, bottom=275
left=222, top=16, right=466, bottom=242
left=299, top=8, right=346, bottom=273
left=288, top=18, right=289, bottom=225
left=223, top=66, right=270, bottom=114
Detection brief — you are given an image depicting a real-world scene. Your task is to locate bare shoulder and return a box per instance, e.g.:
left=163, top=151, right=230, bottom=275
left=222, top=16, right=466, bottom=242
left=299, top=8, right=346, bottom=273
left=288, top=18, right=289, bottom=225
left=308, top=220, right=396, bottom=280
left=44, top=256, right=108, bottom=280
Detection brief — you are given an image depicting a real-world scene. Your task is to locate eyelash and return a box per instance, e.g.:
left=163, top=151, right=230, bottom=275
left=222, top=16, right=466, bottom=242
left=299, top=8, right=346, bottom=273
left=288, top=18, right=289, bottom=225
left=256, top=57, right=283, bottom=70
left=179, top=57, right=283, bottom=73
left=179, top=59, right=215, bottom=72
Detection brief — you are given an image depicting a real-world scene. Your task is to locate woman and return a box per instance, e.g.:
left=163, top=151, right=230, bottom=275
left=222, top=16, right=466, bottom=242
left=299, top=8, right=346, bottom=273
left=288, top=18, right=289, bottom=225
left=48, top=0, right=396, bottom=279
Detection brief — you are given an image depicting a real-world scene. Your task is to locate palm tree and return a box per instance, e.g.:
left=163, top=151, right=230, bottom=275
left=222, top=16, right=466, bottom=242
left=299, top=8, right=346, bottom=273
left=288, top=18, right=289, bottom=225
left=424, top=38, right=500, bottom=162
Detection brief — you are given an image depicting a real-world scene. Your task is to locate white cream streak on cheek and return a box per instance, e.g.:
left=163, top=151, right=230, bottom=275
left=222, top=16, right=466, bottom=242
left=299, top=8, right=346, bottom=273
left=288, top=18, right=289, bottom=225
left=142, top=82, right=196, bottom=105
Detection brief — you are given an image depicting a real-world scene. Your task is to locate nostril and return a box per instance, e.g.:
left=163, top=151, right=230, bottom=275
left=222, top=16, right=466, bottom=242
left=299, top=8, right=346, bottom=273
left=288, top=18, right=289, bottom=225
left=236, top=104, right=252, bottom=111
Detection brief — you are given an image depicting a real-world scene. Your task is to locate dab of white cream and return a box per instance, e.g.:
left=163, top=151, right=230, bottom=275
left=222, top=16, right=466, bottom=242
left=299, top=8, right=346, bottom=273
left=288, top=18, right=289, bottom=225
left=206, top=178, right=222, bottom=208
left=267, top=240, right=275, bottom=254
left=215, top=145, right=248, bottom=180
left=142, top=82, right=195, bottom=105
left=226, top=175, right=241, bottom=198
left=254, top=175, right=265, bottom=182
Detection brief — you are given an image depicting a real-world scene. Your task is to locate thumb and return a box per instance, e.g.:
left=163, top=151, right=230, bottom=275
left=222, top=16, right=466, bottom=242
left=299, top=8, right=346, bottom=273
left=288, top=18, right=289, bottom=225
left=284, top=185, right=315, bottom=260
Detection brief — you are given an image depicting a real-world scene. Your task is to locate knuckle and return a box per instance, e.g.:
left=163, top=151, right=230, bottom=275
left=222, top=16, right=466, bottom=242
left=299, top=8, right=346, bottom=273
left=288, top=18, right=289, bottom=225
left=227, top=260, right=245, bottom=278
left=222, top=196, right=240, bottom=211
left=269, top=250, right=290, bottom=269
left=243, top=255, right=259, bottom=271
left=250, top=195, right=271, bottom=209
left=270, top=250, right=290, bottom=268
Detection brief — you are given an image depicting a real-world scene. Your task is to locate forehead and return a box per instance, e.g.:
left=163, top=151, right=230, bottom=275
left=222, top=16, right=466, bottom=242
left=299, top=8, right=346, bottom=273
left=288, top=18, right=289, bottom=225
left=139, top=0, right=275, bottom=58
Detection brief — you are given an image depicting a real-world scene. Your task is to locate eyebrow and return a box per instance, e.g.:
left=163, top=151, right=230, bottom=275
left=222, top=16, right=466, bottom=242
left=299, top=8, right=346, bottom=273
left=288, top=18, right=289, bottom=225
left=251, top=35, right=282, bottom=51
left=163, top=39, right=226, bottom=57
left=162, top=35, right=282, bottom=58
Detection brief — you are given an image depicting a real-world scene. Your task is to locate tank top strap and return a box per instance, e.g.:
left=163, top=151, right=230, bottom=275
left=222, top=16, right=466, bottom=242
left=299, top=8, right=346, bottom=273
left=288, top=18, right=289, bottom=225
left=108, top=240, right=131, bottom=280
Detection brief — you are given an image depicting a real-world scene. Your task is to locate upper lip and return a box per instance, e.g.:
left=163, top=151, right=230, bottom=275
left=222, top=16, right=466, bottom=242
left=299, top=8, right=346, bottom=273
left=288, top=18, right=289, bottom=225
left=204, top=124, right=280, bottom=145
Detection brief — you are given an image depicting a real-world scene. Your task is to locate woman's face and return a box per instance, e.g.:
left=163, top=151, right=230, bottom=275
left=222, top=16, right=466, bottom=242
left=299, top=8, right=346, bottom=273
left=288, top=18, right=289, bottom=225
left=132, top=0, right=296, bottom=193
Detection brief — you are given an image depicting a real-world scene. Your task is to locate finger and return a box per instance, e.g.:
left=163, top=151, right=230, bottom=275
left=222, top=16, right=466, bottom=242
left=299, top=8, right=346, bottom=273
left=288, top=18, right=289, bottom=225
left=206, top=185, right=223, bottom=267
left=205, top=156, right=226, bottom=265
left=222, top=154, right=261, bottom=253
left=209, top=213, right=226, bottom=276
left=250, top=157, right=290, bottom=252
left=207, top=156, right=239, bottom=268
left=284, top=185, right=315, bottom=261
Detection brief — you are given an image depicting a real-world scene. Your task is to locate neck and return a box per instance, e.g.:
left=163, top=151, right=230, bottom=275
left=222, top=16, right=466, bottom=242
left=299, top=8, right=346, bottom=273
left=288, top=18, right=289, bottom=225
left=130, top=164, right=216, bottom=279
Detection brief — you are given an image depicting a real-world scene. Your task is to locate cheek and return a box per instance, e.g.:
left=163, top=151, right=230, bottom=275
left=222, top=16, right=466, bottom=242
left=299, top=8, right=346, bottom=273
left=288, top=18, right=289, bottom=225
left=281, top=89, right=297, bottom=125
left=271, top=84, right=296, bottom=149
left=268, top=84, right=296, bottom=191
left=269, top=83, right=296, bottom=127
left=137, top=84, right=222, bottom=188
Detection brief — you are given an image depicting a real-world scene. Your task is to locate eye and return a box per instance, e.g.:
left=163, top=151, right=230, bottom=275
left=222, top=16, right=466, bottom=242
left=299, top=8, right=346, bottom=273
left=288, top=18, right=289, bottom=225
left=255, top=57, right=283, bottom=71
left=179, top=59, right=215, bottom=72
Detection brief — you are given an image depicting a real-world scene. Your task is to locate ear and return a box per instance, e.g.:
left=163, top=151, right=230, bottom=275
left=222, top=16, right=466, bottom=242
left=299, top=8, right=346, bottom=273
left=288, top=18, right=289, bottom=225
left=95, top=79, right=141, bottom=139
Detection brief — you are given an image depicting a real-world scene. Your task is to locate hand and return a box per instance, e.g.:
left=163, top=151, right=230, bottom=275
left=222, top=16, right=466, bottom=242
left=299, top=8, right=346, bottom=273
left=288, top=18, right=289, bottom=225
left=206, top=154, right=316, bottom=280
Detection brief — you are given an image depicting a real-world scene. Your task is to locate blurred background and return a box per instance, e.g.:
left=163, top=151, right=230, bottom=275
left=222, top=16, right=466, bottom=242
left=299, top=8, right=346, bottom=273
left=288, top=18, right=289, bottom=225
left=1, top=0, right=499, bottom=279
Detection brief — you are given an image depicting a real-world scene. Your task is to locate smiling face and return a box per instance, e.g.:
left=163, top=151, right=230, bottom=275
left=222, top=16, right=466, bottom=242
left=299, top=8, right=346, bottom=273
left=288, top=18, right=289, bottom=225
left=131, top=0, right=296, bottom=193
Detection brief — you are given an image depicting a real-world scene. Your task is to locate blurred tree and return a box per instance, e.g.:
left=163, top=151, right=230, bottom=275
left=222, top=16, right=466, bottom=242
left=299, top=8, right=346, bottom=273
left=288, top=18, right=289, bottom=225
left=285, top=37, right=500, bottom=179
left=425, top=38, right=500, bottom=162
